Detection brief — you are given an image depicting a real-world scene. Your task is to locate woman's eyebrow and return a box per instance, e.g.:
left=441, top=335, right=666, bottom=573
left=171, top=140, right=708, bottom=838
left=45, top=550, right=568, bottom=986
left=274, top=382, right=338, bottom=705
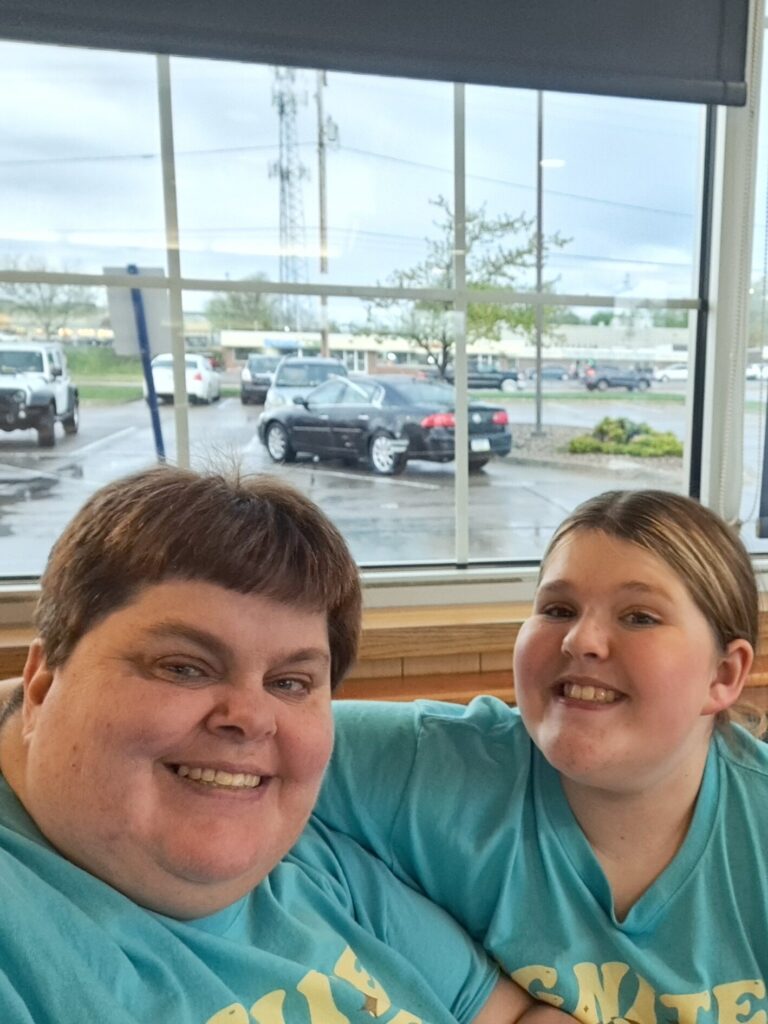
left=142, top=622, right=231, bottom=662
left=141, top=624, right=331, bottom=667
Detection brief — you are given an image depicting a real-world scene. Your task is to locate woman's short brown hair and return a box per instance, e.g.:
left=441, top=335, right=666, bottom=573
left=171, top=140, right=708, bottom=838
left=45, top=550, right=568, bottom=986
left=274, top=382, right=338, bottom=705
left=35, top=466, right=362, bottom=689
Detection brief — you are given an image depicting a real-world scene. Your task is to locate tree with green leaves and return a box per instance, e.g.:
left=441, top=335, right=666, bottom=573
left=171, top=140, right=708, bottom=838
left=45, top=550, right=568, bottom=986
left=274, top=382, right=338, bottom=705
left=0, top=258, right=97, bottom=340
left=365, top=196, right=570, bottom=377
left=204, top=276, right=284, bottom=332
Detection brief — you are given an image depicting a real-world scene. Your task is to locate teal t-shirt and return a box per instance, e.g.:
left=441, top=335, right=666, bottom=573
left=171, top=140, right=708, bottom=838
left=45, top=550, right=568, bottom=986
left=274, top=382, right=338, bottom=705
left=317, top=697, right=768, bottom=1024
left=0, top=777, right=498, bottom=1023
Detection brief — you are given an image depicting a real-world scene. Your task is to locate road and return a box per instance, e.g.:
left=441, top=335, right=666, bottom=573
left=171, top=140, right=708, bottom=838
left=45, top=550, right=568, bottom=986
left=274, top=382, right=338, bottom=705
left=1, top=384, right=766, bottom=574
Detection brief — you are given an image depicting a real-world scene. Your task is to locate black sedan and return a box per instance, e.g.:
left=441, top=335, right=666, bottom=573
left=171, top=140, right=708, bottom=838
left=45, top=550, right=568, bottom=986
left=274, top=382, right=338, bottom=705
left=256, top=374, right=512, bottom=475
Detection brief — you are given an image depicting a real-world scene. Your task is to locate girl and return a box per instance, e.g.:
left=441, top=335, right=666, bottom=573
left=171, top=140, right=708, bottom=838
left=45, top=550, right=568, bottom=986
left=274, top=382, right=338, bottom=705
left=318, top=490, right=768, bottom=1023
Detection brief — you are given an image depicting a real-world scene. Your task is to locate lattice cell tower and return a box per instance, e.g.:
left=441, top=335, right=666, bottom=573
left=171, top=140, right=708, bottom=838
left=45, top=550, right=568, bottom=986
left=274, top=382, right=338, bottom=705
left=270, top=67, right=309, bottom=331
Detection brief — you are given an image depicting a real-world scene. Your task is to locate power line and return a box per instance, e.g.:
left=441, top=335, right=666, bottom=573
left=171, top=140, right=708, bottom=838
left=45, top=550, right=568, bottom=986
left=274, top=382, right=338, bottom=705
left=0, top=141, right=693, bottom=220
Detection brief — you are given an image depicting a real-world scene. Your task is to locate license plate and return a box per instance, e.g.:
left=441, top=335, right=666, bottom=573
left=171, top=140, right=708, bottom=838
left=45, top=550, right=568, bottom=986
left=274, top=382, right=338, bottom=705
left=470, top=437, right=491, bottom=452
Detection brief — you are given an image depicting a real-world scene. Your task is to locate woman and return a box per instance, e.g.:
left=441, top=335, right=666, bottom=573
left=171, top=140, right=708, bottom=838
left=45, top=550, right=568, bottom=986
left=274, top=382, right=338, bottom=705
left=0, top=466, right=565, bottom=1024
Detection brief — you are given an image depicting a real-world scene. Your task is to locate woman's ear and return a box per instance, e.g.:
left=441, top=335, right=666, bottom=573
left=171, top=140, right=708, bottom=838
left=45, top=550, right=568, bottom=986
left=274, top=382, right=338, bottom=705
left=703, top=638, right=753, bottom=716
left=21, top=639, right=55, bottom=737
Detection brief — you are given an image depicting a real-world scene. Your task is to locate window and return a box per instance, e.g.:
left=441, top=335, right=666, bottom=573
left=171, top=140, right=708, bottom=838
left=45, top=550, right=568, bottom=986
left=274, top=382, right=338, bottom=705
left=0, top=36, right=748, bottom=580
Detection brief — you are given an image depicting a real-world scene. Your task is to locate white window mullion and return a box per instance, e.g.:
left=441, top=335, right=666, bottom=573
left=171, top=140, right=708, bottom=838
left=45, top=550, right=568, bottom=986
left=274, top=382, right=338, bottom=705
left=157, top=55, right=190, bottom=469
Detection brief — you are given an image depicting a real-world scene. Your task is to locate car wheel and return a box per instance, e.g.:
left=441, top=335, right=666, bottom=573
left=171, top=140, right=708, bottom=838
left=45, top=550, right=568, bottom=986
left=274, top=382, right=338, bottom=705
left=500, top=377, right=518, bottom=393
left=660, top=375, right=669, bottom=383
left=37, top=404, right=56, bottom=448
left=265, top=421, right=296, bottom=463
left=469, top=457, right=490, bottom=471
left=62, top=396, right=79, bottom=435
left=596, top=379, right=609, bottom=391
left=368, top=431, right=407, bottom=476
left=637, top=379, right=650, bottom=391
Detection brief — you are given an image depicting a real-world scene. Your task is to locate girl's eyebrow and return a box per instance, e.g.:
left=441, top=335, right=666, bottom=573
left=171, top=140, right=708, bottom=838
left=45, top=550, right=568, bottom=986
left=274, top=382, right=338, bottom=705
left=537, top=579, right=674, bottom=600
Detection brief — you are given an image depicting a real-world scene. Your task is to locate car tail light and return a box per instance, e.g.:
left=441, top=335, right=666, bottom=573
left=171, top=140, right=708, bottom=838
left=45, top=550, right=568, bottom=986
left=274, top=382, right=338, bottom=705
left=492, top=410, right=508, bottom=425
left=192, top=371, right=203, bottom=381
left=421, top=411, right=456, bottom=428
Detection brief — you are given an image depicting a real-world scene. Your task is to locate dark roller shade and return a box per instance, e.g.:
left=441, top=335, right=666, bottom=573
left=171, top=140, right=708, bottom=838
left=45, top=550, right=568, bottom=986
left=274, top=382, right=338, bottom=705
left=0, top=0, right=749, bottom=105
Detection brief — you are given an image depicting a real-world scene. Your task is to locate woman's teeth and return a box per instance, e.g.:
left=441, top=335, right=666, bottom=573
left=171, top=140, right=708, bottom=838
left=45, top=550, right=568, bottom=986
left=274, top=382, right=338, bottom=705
left=175, top=765, right=262, bottom=788
left=563, top=682, right=617, bottom=704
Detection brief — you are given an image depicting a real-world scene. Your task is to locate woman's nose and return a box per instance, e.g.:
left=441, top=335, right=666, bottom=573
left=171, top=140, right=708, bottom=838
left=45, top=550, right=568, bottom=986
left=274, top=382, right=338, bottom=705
left=561, top=615, right=609, bottom=659
left=205, top=685, right=277, bottom=742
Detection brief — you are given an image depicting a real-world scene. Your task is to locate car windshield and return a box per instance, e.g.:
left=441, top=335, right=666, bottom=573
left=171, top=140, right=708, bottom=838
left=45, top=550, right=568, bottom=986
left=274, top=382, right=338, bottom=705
left=275, top=364, right=345, bottom=386
left=248, top=356, right=278, bottom=372
left=387, top=379, right=456, bottom=406
left=0, top=350, right=44, bottom=373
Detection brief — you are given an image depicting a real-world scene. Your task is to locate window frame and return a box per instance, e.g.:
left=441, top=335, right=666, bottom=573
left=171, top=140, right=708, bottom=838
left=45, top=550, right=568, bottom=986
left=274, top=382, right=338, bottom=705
left=0, top=31, right=764, bottom=605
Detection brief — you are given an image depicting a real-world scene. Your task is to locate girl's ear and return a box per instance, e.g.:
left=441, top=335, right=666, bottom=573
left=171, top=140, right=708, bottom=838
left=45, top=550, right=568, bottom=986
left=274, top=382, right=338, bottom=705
left=702, top=638, right=753, bottom=716
left=21, top=639, right=55, bottom=738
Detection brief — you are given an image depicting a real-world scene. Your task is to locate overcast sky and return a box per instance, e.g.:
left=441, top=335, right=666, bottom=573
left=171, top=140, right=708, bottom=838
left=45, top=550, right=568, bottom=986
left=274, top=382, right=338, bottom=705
left=2, top=36, right=755, bottom=319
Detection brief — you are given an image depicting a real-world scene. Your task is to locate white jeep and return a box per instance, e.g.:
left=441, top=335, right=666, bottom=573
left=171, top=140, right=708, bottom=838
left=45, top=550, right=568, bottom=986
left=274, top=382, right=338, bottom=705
left=0, top=340, right=80, bottom=447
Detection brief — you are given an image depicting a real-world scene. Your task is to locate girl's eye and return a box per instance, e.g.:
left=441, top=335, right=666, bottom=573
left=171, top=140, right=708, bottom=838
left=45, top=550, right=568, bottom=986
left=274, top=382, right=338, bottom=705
left=539, top=603, right=575, bottom=619
left=623, top=610, right=660, bottom=626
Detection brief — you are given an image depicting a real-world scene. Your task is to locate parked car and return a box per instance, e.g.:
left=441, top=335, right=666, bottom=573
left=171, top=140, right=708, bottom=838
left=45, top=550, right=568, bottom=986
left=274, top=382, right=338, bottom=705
left=0, top=340, right=79, bottom=447
left=257, top=373, right=512, bottom=475
left=746, top=363, right=768, bottom=380
left=444, top=366, right=523, bottom=391
left=263, top=356, right=348, bottom=412
left=653, top=363, right=689, bottom=383
left=583, top=364, right=652, bottom=391
left=527, top=364, right=570, bottom=382
left=144, top=353, right=221, bottom=404
left=240, top=354, right=280, bottom=404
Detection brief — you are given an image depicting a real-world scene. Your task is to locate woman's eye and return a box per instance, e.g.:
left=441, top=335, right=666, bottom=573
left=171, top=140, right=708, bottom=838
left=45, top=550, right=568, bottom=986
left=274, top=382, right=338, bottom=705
left=623, top=610, right=660, bottom=626
left=268, top=677, right=311, bottom=697
left=156, top=661, right=208, bottom=682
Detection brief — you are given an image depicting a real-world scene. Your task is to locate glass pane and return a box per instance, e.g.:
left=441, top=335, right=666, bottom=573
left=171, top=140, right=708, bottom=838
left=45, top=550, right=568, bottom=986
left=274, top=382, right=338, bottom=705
left=465, top=86, right=539, bottom=293
left=541, top=94, right=703, bottom=299
left=224, top=299, right=456, bottom=563
left=0, top=41, right=166, bottom=275
left=169, top=59, right=453, bottom=288
left=466, top=304, right=691, bottom=560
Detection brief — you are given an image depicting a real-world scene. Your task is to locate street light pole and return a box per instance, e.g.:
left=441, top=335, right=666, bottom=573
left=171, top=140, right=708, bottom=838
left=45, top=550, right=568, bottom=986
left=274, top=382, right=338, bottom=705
left=316, top=70, right=330, bottom=356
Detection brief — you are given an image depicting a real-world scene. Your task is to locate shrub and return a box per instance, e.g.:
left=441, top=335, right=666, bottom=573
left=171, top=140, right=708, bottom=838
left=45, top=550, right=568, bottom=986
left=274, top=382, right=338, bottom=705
left=568, top=417, right=682, bottom=458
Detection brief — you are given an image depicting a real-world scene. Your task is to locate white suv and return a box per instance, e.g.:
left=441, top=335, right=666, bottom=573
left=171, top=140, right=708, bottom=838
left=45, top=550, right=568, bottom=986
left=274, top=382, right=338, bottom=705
left=0, top=340, right=79, bottom=447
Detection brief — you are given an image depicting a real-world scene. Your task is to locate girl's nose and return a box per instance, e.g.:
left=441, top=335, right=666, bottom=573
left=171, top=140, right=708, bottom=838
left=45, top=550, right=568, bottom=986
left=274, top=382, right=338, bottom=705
left=561, top=614, right=610, bottom=660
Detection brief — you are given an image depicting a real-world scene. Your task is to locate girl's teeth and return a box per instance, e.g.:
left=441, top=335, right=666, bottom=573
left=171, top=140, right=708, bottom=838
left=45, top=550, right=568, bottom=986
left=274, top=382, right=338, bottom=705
left=564, top=682, right=616, bottom=703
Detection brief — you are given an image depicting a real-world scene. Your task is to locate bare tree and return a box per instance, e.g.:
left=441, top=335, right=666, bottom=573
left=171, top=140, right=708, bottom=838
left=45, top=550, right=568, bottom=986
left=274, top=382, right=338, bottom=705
left=0, top=258, right=97, bottom=340
left=365, top=196, right=569, bottom=377
left=204, top=275, right=285, bottom=332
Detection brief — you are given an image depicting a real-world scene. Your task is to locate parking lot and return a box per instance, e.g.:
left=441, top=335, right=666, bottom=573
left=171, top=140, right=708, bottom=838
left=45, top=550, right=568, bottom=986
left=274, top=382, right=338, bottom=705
left=1, top=382, right=766, bottom=573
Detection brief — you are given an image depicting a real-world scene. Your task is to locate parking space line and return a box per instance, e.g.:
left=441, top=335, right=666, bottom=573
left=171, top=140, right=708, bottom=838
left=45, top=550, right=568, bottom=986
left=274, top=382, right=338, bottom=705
left=69, top=427, right=138, bottom=456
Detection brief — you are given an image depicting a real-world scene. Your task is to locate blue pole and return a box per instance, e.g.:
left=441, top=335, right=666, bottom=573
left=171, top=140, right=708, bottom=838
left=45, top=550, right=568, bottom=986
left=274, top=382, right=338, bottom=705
left=127, top=264, right=165, bottom=462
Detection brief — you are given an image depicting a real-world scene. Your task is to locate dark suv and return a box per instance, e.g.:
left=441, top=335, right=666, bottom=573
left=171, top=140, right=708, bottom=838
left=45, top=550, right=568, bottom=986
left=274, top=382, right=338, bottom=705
left=241, top=354, right=280, bottom=404
left=583, top=364, right=652, bottom=392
